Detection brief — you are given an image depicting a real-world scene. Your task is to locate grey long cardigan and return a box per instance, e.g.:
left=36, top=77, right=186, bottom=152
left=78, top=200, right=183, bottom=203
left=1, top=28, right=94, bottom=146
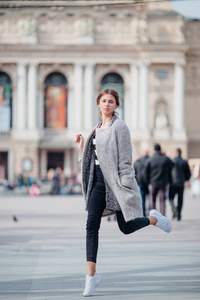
left=80, top=115, right=143, bottom=222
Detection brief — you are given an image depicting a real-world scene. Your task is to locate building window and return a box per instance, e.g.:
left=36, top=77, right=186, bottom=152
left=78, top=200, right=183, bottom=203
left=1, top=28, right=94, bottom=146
left=0, top=72, right=12, bottom=131
left=44, top=72, right=68, bottom=128
left=155, top=70, right=168, bottom=79
left=101, top=72, right=124, bottom=120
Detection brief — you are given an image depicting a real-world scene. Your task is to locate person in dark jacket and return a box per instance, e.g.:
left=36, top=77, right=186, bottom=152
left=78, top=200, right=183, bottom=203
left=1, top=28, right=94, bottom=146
left=134, top=150, right=150, bottom=217
left=146, top=144, right=174, bottom=216
left=169, top=148, right=191, bottom=221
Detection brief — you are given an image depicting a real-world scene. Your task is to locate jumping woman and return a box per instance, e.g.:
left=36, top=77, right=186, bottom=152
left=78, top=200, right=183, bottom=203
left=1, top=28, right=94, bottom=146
left=75, top=88, right=172, bottom=297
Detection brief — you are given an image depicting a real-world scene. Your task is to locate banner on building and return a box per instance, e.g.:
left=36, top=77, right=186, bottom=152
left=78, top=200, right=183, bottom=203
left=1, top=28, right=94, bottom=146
left=0, top=85, right=11, bottom=132
left=0, top=107, right=10, bottom=131
left=45, top=85, right=67, bottom=128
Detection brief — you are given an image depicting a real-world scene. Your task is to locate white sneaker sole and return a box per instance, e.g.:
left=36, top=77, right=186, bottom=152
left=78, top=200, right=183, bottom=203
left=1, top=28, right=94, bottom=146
left=83, top=275, right=102, bottom=297
left=150, top=209, right=172, bottom=233
left=83, top=286, right=96, bottom=297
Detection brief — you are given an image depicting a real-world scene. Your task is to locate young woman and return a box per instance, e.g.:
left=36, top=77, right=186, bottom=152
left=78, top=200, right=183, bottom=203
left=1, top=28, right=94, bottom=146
left=75, top=88, right=172, bottom=297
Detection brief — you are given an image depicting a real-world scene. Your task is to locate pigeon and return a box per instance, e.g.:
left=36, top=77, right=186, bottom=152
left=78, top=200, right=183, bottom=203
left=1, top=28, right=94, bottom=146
left=13, top=215, right=18, bottom=222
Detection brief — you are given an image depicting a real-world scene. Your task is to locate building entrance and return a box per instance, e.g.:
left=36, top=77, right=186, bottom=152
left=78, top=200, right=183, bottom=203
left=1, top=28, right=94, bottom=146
left=0, top=151, right=8, bottom=179
left=47, top=152, right=64, bottom=170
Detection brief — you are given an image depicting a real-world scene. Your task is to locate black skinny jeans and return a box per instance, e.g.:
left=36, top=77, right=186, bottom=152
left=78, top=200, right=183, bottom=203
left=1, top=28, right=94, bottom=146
left=86, top=165, right=150, bottom=263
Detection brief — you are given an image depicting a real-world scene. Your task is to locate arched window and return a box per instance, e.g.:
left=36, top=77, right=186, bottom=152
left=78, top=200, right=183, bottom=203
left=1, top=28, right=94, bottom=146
left=44, top=72, right=68, bottom=128
left=0, top=72, right=12, bottom=131
left=101, top=72, right=124, bottom=120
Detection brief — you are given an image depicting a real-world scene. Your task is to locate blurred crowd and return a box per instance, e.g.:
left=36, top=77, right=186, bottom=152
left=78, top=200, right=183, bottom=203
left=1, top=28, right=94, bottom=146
left=133, top=144, right=200, bottom=221
left=0, top=145, right=199, bottom=221
left=0, top=167, right=82, bottom=196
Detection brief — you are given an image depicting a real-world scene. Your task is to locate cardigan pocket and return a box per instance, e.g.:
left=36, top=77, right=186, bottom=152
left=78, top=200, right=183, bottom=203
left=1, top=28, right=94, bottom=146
left=120, top=177, right=134, bottom=190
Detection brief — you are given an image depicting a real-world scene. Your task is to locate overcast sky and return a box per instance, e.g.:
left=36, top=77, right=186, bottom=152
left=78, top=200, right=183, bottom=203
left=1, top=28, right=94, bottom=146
left=172, top=0, right=200, bottom=19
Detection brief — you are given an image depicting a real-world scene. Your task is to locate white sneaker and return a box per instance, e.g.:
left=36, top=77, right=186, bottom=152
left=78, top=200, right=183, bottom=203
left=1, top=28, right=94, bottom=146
left=83, top=273, right=102, bottom=297
left=150, top=209, right=172, bottom=233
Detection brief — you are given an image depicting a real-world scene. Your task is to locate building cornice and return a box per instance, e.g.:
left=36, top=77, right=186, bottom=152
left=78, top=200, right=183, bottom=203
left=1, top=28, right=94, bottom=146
left=0, top=43, right=194, bottom=65
left=0, top=43, right=139, bottom=51
left=0, top=43, right=190, bottom=53
left=0, top=0, right=147, bottom=8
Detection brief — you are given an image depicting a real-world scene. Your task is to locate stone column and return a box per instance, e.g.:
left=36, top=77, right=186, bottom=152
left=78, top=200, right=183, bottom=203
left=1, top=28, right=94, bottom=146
left=38, top=85, right=44, bottom=129
left=27, top=63, right=37, bottom=129
left=138, top=60, right=149, bottom=138
left=40, top=149, right=47, bottom=172
left=74, top=63, right=84, bottom=129
left=83, top=63, right=94, bottom=130
left=12, top=89, right=17, bottom=129
left=67, top=85, right=74, bottom=130
left=123, top=88, right=131, bottom=127
left=130, top=63, right=139, bottom=131
left=16, top=62, right=27, bottom=129
left=64, top=149, right=72, bottom=176
left=173, top=62, right=186, bottom=140
left=8, top=149, right=14, bottom=182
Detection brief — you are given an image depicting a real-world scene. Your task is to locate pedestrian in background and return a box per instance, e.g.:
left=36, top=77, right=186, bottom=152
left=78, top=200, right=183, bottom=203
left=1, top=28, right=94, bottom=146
left=29, top=182, right=40, bottom=196
left=133, top=150, right=150, bottom=217
left=146, top=144, right=174, bottom=216
left=76, top=89, right=172, bottom=297
left=169, top=148, right=191, bottom=220
left=51, top=167, right=61, bottom=195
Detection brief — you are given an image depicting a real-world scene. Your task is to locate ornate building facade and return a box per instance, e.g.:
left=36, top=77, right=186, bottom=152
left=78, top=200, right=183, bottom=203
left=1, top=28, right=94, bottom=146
left=0, top=0, right=199, bottom=181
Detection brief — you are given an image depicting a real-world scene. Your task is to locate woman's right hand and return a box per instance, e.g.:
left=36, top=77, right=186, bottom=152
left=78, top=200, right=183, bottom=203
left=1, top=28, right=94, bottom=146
left=75, top=134, right=84, bottom=152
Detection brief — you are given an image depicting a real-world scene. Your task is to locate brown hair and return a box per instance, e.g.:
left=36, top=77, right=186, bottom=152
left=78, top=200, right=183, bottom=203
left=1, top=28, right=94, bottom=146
left=96, top=88, right=120, bottom=107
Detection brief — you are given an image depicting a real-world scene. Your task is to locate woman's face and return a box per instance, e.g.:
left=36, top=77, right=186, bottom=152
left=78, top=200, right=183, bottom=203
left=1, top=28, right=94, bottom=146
left=98, top=93, right=118, bottom=116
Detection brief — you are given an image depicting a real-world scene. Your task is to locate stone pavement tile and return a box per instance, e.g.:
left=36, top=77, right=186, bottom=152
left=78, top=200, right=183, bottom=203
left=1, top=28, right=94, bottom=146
left=30, top=284, right=49, bottom=291
left=93, top=274, right=200, bottom=300
left=31, top=275, right=58, bottom=282
left=0, top=275, right=33, bottom=283
left=11, top=257, right=38, bottom=265
left=6, top=265, right=36, bottom=271
left=0, top=294, right=28, bottom=300
left=0, top=282, right=31, bottom=291
left=0, top=254, right=14, bottom=261
left=26, top=291, right=74, bottom=300
left=0, top=267, right=9, bottom=275
left=0, top=194, right=200, bottom=299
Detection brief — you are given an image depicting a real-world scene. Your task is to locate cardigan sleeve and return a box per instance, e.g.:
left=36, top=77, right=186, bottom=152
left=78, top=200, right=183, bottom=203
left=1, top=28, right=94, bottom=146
left=116, top=122, right=135, bottom=189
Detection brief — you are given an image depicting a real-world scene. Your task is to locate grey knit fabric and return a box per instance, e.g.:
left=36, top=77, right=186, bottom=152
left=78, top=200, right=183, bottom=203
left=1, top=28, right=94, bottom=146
left=81, top=115, right=143, bottom=222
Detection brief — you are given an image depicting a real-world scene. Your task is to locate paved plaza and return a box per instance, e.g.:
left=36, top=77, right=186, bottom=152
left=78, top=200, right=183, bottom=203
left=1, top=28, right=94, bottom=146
left=0, top=189, right=200, bottom=300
